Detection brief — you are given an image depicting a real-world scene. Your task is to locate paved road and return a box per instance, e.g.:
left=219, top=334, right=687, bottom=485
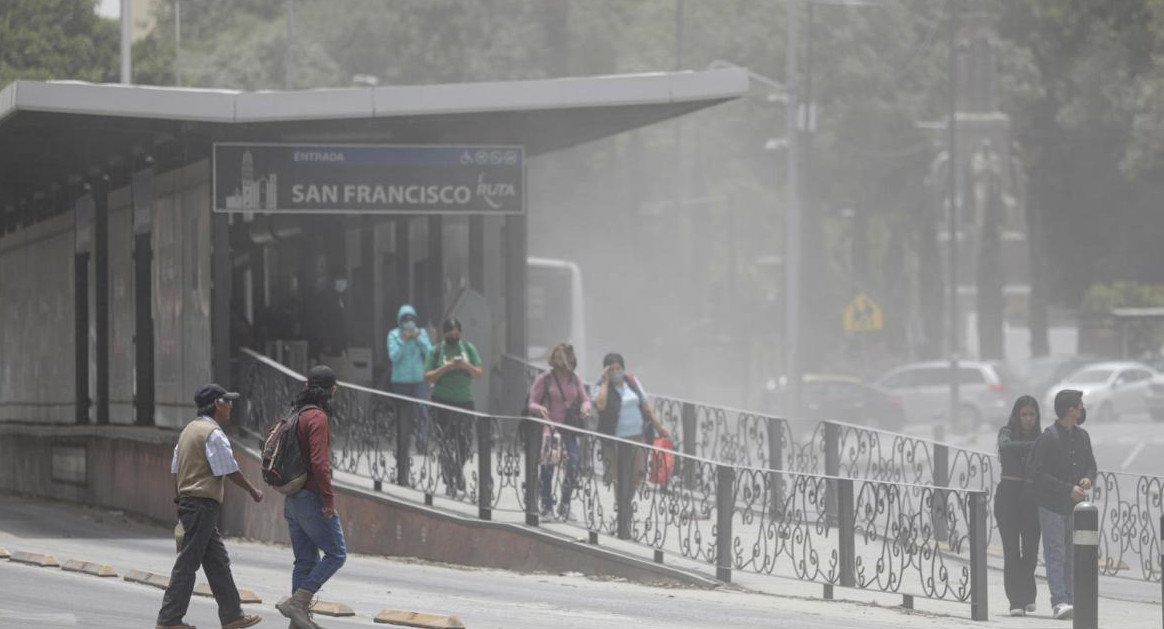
left=0, top=493, right=994, bottom=629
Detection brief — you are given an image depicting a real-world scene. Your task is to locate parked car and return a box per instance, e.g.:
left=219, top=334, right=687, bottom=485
left=1044, top=361, right=1157, bottom=422
left=764, top=374, right=907, bottom=430
left=874, top=361, right=1020, bottom=429
left=1017, top=354, right=1102, bottom=402
left=803, top=375, right=907, bottom=430
left=1147, top=375, right=1164, bottom=421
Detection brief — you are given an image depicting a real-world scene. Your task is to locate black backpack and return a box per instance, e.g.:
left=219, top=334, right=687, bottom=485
left=261, top=405, right=319, bottom=495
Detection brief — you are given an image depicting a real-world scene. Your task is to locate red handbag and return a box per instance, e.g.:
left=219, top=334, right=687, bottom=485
left=650, top=436, right=676, bottom=485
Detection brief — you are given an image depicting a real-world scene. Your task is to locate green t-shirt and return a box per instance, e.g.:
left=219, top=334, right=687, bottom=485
left=426, top=340, right=482, bottom=403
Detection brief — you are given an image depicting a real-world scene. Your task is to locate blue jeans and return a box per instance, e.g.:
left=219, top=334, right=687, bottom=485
left=540, top=433, right=580, bottom=511
left=284, top=489, right=347, bottom=594
left=391, top=381, right=430, bottom=448
left=1038, top=506, right=1073, bottom=607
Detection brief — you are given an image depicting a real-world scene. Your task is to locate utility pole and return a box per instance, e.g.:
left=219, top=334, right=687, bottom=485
left=285, top=0, right=296, bottom=90
left=947, top=0, right=961, bottom=436
left=120, top=0, right=131, bottom=84
left=784, top=0, right=802, bottom=419
left=174, top=0, right=182, bottom=86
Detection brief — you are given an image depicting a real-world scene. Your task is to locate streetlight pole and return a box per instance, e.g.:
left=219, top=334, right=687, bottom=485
left=119, top=0, right=131, bottom=84
left=784, top=0, right=802, bottom=419
left=174, top=0, right=182, bottom=87
left=947, top=0, right=961, bottom=436
left=285, top=0, right=296, bottom=90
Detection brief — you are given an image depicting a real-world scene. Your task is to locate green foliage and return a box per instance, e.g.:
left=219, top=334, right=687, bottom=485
left=1082, top=281, right=1164, bottom=315
left=0, top=0, right=118, bottom=86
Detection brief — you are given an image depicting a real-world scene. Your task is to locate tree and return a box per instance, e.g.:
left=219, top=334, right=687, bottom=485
left=0, top=0, right=119, bottom=86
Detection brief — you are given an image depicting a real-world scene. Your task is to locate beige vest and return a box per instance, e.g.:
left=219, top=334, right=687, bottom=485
left=175, top=419, right=225, bottom=503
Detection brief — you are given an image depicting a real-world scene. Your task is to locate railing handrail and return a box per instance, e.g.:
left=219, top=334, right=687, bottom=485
left=248, top=349, right=988, bottom=494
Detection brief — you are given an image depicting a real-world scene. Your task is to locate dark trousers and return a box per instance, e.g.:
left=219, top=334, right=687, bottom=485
left=433, top=398, right=474, bottom=494
left=157, top=497, right=243, bottom=626
left=995, top=480, right=1041, bottom=609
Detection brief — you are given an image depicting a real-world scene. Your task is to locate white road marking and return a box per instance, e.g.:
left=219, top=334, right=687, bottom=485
left=1116, top=436, right=1139, bottom=445
left=1121, top=441, right=1148, bottom=471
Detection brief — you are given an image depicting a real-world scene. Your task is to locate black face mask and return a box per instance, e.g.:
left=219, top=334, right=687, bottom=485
left=445, top=337, right=460, bottom=346
left=1077, top=408, right=1087, bottom=425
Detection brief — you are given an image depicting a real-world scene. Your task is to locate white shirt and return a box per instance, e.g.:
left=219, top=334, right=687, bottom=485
left=170, top=417, right=241, bottom=477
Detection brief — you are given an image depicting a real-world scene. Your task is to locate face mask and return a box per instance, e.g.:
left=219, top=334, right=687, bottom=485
left=1077, top=408, right=1087, bottom=425
left=403, top=321, right=417, bottom=332
left=445, top=337, right=460, bottom=346
left=610, top=369, right=625, bottom=383
left=334, top=279, right=348, bottom=293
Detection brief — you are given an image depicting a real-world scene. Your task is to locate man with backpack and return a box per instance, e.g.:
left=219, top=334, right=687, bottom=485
left=274, top=365, right=347, bottom=629
left=156, top=384, right=263, bottom=629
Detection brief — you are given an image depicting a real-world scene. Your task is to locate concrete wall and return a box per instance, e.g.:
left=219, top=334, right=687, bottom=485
left=0, top=212, right=77, bottom=423
left=0, top=424, right=708, bottom=587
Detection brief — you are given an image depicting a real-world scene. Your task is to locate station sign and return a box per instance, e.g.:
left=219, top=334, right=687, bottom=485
left=212, top=143, right=524, bottom=215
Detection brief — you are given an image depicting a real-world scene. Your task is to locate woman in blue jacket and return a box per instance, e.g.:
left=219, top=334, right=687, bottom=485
left=387, top=304, right=432, bottom=450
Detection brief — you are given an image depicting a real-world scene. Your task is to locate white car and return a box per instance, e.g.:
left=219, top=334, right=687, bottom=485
left=875, top=360, right=1017, bottom=429
left=1043, top=361, right=1158, bottom=422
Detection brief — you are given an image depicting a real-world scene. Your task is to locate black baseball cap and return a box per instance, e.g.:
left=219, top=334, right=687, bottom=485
left=194, top=383, right=240, bottom=409
left=307, top=365, right=337, bottom=389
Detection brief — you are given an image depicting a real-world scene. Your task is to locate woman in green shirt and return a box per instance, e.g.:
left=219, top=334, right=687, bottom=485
left=424, top=317, right=483, bottom=496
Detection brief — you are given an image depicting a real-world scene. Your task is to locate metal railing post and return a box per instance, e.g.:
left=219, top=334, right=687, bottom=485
left=838, top=478, right=855, bottom=588
left=970, top=491, right=989, bottom=621
left=524, top=420, right=540, bottom=526
left=477, top=416, right=493, bottom=521
left=617, top=440, right=633, bottom=540
left=1073, top=502, right=1099, bottom=629
left=395, top=400, right=410, bottom=487
left=681, top=402, right=697, bottom=487
left=768, top=417, right=785, bottom=520
left=716, top=464, right=734, bottom=582
left=825, top=422, right=840, bottom=524
left=933, top=443, right=949, bottom=543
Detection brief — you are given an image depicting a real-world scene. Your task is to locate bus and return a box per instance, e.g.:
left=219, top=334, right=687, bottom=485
left=528, top=257, right=587, bottom=377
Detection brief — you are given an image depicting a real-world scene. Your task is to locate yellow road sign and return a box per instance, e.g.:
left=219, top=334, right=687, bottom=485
left=843, top=293, right=883, bottom=332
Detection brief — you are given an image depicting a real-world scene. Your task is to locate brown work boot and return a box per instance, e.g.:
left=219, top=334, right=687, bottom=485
left=275, top=588, right=323, bottom=629
left=222, top=614, right=262, bottom=629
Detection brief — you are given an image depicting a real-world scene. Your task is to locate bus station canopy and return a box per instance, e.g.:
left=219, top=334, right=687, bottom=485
left=0, top=68, right=747, bottom=205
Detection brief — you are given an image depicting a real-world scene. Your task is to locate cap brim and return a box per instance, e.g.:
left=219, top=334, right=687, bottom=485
left=222, top=392, right=240, bottom=401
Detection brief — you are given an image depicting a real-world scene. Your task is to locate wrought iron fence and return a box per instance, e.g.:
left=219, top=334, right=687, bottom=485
left=499, top=353, right=1164, bottom=586
left=238, top=350, right=990, bottom=618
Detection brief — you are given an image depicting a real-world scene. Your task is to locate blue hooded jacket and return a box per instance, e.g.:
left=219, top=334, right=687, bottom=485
left=387, top=304, right=432, bottom=384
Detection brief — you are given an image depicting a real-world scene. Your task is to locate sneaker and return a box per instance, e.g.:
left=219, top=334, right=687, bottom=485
left=557, top=504, right=573, bottom=522
left=1025, top=603, right=1036, bottom=613
left=1009, top=608, right=1025, bottom=617
left=1052, top=603, right=1074, bottom=620
left=540, top=505, right=554, bottom=519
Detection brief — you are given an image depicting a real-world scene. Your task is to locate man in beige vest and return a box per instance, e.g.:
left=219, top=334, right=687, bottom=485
left=156, top=384, right=264, bottom=629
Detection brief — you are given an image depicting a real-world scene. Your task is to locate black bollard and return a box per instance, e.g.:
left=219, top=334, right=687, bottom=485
left=1073, top=502, right=1099, bottom=629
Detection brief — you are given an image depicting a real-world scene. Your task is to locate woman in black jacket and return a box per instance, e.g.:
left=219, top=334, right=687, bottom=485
left=996, top=394, right=1042, bottom=616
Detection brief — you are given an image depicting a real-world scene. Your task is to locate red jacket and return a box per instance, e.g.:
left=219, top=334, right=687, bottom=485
left=296, top=408, right=335, bottom=510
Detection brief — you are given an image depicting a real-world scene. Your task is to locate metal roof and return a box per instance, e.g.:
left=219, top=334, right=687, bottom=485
left=0, top=69, right=746, bottom=212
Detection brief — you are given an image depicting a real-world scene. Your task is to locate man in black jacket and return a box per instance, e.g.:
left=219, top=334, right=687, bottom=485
left=1027, top=389, right=1098, bottom=621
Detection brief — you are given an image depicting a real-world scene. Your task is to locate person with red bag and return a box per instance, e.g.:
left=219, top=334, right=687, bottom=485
left=528, top=343, right=591, bottom=521
left=593, top=353, right=670, bottom=490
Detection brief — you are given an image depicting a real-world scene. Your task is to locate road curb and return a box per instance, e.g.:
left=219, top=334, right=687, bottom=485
left=124, top=568, right=171, bottom=589
left=8, top=551, right=60, bottom=567
left=194, top=584, right=263, bottom=604
left=62, top=559, right=118, bottom=577
left=375, top=609, right=466, bottom=628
